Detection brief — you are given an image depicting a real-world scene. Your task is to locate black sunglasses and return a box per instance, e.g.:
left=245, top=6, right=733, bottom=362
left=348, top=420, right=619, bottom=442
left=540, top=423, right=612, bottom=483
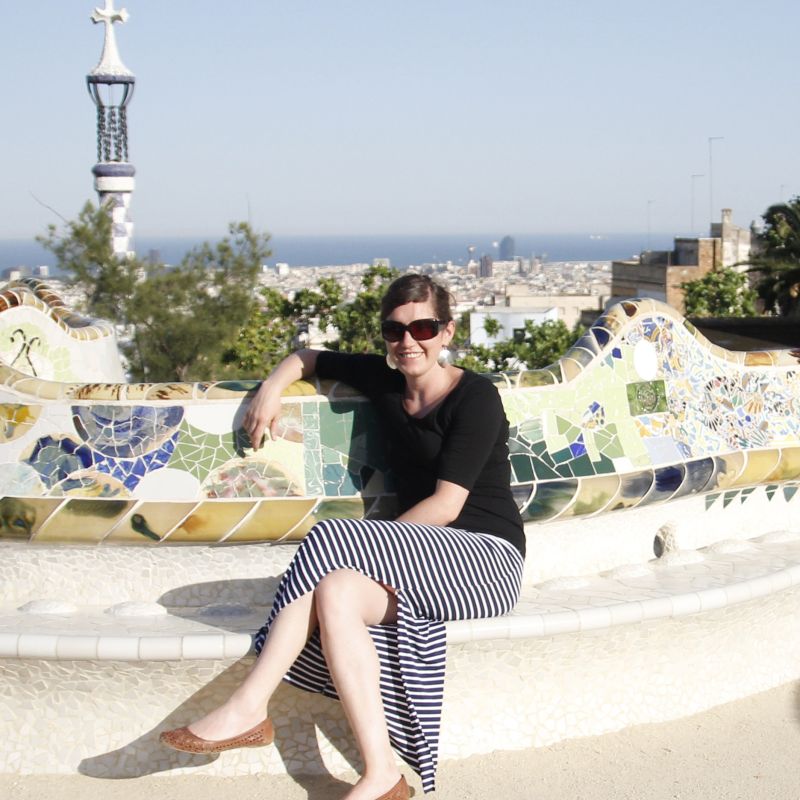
left=381, top=318, right=445, bottom=343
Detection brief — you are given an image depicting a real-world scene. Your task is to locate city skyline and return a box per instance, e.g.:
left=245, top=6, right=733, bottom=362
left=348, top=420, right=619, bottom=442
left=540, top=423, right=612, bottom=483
left=1, top=1, right=798, bottom=243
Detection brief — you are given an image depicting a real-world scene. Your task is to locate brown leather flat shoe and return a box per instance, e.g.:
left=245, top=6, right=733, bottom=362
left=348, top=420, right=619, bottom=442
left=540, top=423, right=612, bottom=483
left=374, top=775, right=410, bottom=800
left=159, top=718, right=274, bottom=754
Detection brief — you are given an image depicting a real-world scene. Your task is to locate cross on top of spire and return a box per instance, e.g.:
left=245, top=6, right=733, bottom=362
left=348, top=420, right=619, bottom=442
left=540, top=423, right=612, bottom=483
left=89, top=0, right=133, bottom=79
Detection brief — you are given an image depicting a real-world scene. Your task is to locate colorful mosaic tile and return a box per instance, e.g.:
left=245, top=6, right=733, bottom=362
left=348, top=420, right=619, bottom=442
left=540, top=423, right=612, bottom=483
left=0, top=287, right=798, bottom=544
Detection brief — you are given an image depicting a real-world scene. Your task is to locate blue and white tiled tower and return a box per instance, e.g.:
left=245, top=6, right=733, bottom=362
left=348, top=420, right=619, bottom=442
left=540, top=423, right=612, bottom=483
left=87, top=1, right=136, bottom=259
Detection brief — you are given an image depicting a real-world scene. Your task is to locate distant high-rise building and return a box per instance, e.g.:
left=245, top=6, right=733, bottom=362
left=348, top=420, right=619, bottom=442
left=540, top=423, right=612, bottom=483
left=87, top=1, right=136, bottom=259
left=499, top=235, right=515, bottom=261
left=479, top=254, right=493, bottom=278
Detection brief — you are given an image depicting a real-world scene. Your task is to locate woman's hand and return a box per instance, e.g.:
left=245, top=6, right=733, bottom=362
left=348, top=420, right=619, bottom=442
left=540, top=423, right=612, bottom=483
left=241, top=350, right=320, bottom=450
left=243, top=381, right=283, bottom=450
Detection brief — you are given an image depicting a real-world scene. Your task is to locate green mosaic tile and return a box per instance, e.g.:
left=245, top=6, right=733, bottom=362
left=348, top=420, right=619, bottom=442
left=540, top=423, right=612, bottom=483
left=510, top=454, right=534, bottom=483
left=740, top=487, right=756, bottom=503
left=626, top=380, right=668, bottom=415
left=784, top=486, right=798, bottom=502
left=531, top=440, right=548, bottom=457
left=321, top=445, right=341, bottom=464
left=705, top=492, right=721, bottom=510
left=571, top=455, right=596, bottom=478
left=552, top=446, right=573, bottom=465
left=531, top=458, right=560, bottom=481
left=722, top=490, right=739, bottom=508
left=555, top=462, right=575, bottom=478
left=168, top=421, right=238, bottom=482
left=766, top=486, right=777, bottom=501
left=597, top=435, right=625, bottom=460
left=555, top=415, right=572, bottom=435
left=592, top=452, right=616, bottom=475
left=319, top=404, right=357, bottom=450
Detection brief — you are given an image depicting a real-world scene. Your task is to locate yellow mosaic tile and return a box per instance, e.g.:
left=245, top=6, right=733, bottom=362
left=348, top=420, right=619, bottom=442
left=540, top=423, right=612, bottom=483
left=225, top=498, right=317, bottom=542
left=0, top=404, right=41, bottom=443
left=166, top=500, right=257, bottom=543
left=769, top=447, right=800, bottom=483
left=734, top=449, right=782, bottom=487
left=32, top=498, right=135, bottom=543
left=562, top=474, right=621, bottom=517
left=105, top=501, right=200, bottom=543
left=0, top=497, right=62, bottom=541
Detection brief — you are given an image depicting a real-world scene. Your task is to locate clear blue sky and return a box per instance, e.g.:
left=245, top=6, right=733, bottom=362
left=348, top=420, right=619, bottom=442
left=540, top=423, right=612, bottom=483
left=1, top=1, right=798, bottom=241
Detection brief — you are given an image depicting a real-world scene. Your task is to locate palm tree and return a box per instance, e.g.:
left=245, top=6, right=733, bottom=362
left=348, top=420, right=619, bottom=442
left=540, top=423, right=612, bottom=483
left=750, top=198, right=800, bottom=317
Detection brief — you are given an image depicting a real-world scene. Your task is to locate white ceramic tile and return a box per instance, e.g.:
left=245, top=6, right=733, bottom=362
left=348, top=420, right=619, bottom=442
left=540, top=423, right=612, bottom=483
left=608, top=601, right=644, bottom=627
left=0, top=631, right=20, bottom=657
left=577, top=606, right=613, bottom=631
left=723, top=581, right=753, bottom=605
left=223, top=633, right=253, bottom=659
left=697, top=587, right=729, bottom=612
left=17, top=633, right=58, bottom=659
left=542, top=611, right=580, bottom=636
left=669, top=593, right=703, bottom=617
left=96, top=635, right=140, bottom=660
left=745, top=574, right=781, bottom=599
left=55, top=635, right=99, bottom=660
left=182, top=634, right=226, bottom=660
left=638, top=596, right=673, bottom=620
left=137, top=636, right=182, bottom=661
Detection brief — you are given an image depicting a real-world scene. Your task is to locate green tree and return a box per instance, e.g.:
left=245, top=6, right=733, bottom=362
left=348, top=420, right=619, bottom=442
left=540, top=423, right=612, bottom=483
left=229, top=266, right=396, bottom=375
left=681, top=267, right=757, bottom=317
left=482, top=315, right=501, bottom=339
left=750, top=197, right=800, bottom=317
left=327, top=265, right=398, bottom=353
left=231, top=279, right=343, bottom=375
left=39, top=206, right=271, bottom=382
left=37, top=201, right=139, bottom=321
left=126, top=222, right=271, bottom=381
left=455, top=318, right=582, bottom=372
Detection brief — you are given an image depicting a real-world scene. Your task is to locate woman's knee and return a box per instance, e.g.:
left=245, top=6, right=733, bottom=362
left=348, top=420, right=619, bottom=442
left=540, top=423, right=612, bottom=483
left=315, top=570, right=396, bottom=627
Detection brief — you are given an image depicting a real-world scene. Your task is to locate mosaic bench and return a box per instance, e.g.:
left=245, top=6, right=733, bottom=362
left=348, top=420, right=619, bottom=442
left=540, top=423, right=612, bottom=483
left=1, top=279, right=800, bottom=781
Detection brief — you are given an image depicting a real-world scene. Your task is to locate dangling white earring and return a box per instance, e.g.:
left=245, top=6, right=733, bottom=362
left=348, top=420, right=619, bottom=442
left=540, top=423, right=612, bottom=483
left=437, top=347, right=452, bottom=368
left=386, top=352, right=398, bottom=370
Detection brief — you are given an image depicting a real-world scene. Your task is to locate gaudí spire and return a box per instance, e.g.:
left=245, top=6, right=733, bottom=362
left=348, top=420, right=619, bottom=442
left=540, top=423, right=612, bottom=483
left=86, top=0, right=136, bottom=259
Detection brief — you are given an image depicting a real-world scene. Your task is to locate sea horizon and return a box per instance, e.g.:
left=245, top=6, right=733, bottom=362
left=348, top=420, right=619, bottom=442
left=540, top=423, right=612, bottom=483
left=0, top=231, right=675, bottom=273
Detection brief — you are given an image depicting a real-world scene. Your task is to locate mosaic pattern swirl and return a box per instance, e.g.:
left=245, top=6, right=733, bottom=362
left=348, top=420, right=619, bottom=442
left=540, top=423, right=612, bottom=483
left=0, top=287, right=797, bottom=545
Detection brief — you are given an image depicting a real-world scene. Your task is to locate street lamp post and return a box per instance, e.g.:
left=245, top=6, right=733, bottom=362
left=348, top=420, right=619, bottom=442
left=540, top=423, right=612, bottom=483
left=708, top=136, right=724, bottom=227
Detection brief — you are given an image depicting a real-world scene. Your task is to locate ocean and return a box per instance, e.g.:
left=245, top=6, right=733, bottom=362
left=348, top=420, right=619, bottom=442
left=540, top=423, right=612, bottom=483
left=0, top=232, right=673, bottom=273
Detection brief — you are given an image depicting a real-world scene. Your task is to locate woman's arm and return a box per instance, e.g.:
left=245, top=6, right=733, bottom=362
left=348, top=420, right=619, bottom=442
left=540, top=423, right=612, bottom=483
left=395, top=479, right=469, bottom=527
left=243, top=349, right=319, bottom=449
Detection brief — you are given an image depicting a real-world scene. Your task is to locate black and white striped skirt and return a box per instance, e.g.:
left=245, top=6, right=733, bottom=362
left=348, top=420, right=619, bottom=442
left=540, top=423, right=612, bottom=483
left=253, top=517, right=524, bottom=793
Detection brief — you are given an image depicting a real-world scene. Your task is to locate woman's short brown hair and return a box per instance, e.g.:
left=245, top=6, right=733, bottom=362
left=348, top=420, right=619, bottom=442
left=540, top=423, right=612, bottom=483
left=380, top=274, right=454, bottom=322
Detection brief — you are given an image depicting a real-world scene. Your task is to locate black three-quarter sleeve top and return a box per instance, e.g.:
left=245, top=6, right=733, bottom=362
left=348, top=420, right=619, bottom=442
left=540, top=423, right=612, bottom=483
left=315, top=351, right=525, bottom=558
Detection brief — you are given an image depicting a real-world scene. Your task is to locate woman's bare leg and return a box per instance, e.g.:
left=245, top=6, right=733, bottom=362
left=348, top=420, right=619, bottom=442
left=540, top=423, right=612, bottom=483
left=315, top=570, right=402, bottom=800
left=187, top=590, right=318, bottom=740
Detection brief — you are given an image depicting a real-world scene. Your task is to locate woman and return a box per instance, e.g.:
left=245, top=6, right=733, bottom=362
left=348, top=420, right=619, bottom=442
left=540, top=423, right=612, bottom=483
left=160, top=274, right=526, bottom=800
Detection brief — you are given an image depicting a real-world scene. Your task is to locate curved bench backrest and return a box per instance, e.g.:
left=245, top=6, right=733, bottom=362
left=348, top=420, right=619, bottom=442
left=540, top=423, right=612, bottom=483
left=0, top=289, right=796, bottom=546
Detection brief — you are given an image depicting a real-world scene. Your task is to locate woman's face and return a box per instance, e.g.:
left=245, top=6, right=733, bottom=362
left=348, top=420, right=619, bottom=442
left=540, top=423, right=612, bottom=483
left=383, top=299, right=455, bottom=379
